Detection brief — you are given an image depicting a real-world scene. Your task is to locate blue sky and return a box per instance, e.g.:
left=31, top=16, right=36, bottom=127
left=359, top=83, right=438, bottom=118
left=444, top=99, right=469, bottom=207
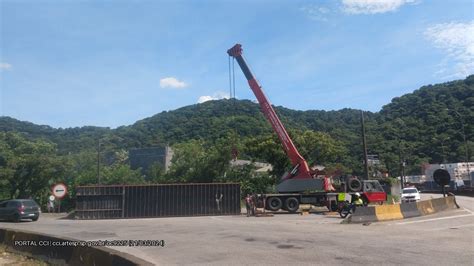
left=1, top=0, right=473, bottom=128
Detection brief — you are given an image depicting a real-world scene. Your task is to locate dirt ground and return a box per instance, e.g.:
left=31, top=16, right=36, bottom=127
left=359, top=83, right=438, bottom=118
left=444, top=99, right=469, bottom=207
left=0, top=245, right=48, bottom=266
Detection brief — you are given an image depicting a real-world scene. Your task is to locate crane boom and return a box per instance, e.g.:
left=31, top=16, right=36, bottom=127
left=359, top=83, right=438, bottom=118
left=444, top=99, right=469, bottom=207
left=227, top=44, right=322, bottom=193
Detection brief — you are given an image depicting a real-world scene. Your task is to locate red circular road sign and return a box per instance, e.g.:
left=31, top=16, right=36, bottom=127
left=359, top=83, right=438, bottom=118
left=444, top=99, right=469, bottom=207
left=52, top=183, right=68, bottom=199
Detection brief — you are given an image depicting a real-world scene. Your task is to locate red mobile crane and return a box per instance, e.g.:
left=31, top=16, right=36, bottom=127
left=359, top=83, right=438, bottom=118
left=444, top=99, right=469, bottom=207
left=227, top=44, right=321, bottom=193
left=227, top=44, right=386, bottom=212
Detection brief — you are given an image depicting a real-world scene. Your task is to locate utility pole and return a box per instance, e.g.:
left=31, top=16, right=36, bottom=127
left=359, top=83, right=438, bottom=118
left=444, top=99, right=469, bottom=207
left=97, top=139, right=101, bottom=184
left=433, top=136, right=449, bottom=164
left=441, top=140, right=447, bottom=164
left=394, top=118, right=406, bottom=189
left=401, top=160, right=406, bottom=190
left=399, top=140, right=405, bottom=189
left=360, top=111, right=369, bottom=180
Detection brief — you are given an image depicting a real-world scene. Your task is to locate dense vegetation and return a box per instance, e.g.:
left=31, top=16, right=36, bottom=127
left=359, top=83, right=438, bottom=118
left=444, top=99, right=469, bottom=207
left=1, top=75, right=473, bottom=207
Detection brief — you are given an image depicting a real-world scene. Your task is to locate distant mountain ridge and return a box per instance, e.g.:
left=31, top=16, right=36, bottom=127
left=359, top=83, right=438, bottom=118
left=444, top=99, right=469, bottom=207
left=1, top=75, right=472, bottom=175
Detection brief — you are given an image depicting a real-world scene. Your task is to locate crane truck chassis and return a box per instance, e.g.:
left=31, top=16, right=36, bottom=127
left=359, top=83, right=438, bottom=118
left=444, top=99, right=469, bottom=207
left=227, top=43, right=387, bottom=212
left=260, top=179, right=387, bottom=213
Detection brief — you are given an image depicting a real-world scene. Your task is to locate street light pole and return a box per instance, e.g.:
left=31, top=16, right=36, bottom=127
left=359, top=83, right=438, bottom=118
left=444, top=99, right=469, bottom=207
left=449, top=109, right=470, bottom=184
left=433, top=134, right=450, bottom=163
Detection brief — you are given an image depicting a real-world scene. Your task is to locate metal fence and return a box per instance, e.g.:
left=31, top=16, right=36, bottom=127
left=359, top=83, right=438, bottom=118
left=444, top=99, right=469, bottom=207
left=75, top=183, right=241, bottom=219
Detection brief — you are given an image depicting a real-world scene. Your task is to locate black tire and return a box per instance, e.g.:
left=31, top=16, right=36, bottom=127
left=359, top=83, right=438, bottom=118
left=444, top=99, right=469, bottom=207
left=285, top=197, right=300, bottom=213
left=32, top=216, right=39, bottom=222
left=339, top=207, right=350, bottom=218
left=349, top=178, right=362, bottom=192
left=266, top=197, right=283, bottom=211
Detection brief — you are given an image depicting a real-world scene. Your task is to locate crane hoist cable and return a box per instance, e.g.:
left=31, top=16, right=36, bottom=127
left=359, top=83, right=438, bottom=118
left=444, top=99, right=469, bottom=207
left=232, top=55, right=236, bottom=99
left=228, top=55, right=232, bottom=99
left=228, top=55, right=238, bottom=160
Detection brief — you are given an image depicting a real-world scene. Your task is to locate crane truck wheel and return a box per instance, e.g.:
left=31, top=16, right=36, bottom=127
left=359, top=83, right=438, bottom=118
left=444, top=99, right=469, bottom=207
left=285, top=197, right=299, bottom=213
left=348, top=178, right=362, bottom=192
left=267, top=197, right=283, bottom=211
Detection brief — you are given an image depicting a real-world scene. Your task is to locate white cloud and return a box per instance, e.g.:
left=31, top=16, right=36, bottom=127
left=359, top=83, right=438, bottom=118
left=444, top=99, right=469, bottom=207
left=197, top=96, right=214, bottom=103
left=300, top=5, right=331, bottom=22
left=159, top=77, right=187, bottom=89
left=425, top=21, right=474, bottom=79
left=342, top=0, right=418, bottom=14
left=197, top=91, right=230, bottom=104
left=0, top=62, right=12, bottom=70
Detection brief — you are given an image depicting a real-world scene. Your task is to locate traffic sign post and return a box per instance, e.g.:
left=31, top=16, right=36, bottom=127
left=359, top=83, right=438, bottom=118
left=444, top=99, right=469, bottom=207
left=52, top=183, right=68, bottom=213
left=48, top=195, right=55, bottom=213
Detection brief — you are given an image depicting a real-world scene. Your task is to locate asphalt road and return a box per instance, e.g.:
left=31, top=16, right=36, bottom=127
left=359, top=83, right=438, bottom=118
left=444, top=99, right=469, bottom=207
left=1, top=194, right=472, bottom=265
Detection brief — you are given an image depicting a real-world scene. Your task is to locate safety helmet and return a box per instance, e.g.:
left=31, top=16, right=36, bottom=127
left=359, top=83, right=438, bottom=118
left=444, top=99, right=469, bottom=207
left=354, top=192, right=360, bottom=197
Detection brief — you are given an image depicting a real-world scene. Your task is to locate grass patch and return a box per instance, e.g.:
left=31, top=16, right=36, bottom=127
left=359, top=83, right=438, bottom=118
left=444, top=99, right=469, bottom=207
left=384, top=194, right=400, bottom=205
left=0, top=244, right=49, bottom=265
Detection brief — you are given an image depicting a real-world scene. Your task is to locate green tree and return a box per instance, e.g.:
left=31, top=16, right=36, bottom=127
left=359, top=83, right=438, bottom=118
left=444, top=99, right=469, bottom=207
left=243, top=134, right=289, bottom=177
left=100, top=164, right=144, bottom=185
left=146, top=162, right=167, bottom=183
left=167, top=140, right=207, bottom=182
left=292, top=130, right=347, bottom=167
left=167, top=137, right=237, bottom=183
left=0, top=132, right=67, bottom=206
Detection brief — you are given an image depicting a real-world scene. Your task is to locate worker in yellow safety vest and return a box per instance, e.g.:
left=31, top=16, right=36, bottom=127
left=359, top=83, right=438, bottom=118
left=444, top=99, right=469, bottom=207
left=353, top=193, right=364, bottom=206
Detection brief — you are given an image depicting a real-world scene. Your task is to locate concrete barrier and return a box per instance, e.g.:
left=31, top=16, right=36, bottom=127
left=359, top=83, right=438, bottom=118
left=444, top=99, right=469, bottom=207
left=431, top=197, right=450, bottom=212
left=343, top=206, right=377, bottom=224
left=0, top=228, right=152, bottom=265
left=342, top=195, right=459, bottom=224
left=445, top=194, right=459, bottom=208
left=416, top=199, right=435, bottom=215
left=375, top=204, right=403, bottom=221
left=400, top=202, right=421, bottom=219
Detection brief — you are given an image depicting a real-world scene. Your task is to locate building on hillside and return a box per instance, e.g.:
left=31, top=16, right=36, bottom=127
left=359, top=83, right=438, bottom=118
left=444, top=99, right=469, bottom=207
left=229, top=159, right=273, bottom=173
left=402, top=175, right=427, bottom=184
left=129, top=146, right=173, bottom=173
left=424, top=162, right=474, bottom=187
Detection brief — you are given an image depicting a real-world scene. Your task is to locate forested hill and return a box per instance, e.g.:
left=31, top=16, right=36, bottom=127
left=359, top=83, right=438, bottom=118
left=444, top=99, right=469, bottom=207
left=1, top=75, right=473, bottom=175
left=0, top=97, right=373, bottom=154
left=125, top=100, right=371, bottom=146
left=372, top=75, right=473, bottom=174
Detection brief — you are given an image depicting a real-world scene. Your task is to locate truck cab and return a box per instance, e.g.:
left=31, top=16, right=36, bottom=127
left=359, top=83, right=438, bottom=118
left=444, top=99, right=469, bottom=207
left=361, top=180, right=387, bottom=204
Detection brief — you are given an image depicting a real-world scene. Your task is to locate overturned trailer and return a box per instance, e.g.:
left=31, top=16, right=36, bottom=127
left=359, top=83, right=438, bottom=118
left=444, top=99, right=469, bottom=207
left=75, top=183, right=241, bottom=219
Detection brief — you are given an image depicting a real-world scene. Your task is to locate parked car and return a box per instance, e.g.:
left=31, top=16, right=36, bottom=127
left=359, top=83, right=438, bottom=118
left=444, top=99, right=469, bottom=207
left=400, top=187, right=421, bottom=202
left=0, top=199, right=41, bottom=222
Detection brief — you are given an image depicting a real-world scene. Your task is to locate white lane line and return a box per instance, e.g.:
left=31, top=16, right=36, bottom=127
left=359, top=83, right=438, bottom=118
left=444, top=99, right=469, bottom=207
left=462, top=207, right=474, bottom=214
left=395, top=214, right=474, bottom=225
